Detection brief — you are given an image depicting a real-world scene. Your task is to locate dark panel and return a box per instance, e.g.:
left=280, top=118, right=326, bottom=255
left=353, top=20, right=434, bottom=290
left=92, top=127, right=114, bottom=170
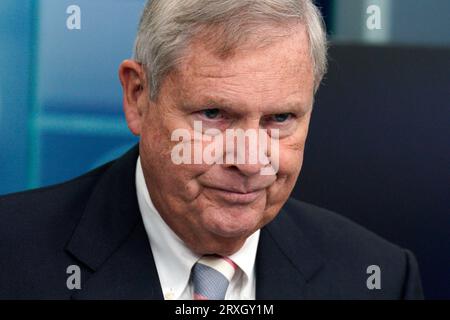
left=294, top=44, right=450, bottom=299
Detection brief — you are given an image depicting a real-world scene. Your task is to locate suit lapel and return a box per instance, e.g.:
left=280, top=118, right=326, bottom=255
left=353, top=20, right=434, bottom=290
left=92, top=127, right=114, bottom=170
left=65, top=145, right=163, bottom=299
left=256, top=207, right=325, bottom=299
left=70, top=222, right=163, bottom=299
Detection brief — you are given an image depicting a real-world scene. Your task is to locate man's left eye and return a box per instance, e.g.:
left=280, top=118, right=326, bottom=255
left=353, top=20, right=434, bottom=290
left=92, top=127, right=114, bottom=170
left=271, top=113, right=293, bottom=123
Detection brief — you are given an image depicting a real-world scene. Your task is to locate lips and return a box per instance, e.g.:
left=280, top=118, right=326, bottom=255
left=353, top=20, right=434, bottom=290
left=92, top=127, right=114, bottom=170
left=206, top=186, right=265, bottom=204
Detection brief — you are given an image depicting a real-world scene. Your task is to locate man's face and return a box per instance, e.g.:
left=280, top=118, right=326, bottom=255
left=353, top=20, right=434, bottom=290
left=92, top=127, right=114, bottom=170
left=138, top=25, right=314, bottom=255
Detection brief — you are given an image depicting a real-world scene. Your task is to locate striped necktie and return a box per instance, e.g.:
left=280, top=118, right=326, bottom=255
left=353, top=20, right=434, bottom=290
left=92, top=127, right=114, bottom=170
left=191, top=255, right=237, bottom=300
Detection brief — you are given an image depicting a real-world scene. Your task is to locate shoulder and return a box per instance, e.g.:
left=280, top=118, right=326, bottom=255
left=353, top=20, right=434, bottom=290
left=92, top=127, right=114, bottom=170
left=0, top=162, right=112, bottom=251
left=283, top=197, right=402, bottom=256
left=0, top=163, right=110, bottom=221
left=280, top=198, right=423, bottom=299
left=0, top=145, right=140, bottom=298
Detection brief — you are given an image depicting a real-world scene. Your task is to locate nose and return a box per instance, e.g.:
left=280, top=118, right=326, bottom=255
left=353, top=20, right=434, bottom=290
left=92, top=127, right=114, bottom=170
left=223, top=121, right=271, bottom=177
left=230, top=162, right=265, bottom=177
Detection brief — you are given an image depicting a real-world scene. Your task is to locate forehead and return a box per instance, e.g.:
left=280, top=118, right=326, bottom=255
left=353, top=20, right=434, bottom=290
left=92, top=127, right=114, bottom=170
left=171, top=24, right=314, bottom=111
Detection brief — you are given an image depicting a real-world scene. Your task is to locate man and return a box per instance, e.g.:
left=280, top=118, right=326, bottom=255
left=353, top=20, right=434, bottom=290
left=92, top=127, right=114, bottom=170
left=0, top=0, right=423, bottom=299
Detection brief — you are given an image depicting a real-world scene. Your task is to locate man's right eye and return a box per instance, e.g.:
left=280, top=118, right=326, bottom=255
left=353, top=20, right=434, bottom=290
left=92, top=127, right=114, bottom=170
left=201, top=108, right=221, bottom=120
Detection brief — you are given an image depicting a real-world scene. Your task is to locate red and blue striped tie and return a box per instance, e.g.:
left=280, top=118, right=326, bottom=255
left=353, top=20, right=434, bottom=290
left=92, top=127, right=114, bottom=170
left=191, top=255, right=237, bottom=300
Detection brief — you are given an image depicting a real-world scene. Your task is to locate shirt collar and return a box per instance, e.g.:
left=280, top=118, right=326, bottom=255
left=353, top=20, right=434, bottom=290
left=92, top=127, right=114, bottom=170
left=135, top=157, right=260, bottom=298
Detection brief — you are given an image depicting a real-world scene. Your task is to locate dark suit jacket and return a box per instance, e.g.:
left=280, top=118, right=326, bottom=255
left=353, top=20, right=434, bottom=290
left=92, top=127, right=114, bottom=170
left=0, top=145, right=423, bottom=299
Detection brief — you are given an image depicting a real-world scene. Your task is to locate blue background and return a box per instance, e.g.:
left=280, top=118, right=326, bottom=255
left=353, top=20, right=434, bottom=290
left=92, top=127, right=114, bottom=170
left=0, top=0, right=144, bottom=194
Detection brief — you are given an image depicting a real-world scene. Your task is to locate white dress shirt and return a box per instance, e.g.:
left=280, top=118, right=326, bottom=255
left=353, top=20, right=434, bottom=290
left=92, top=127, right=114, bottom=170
left=135, top=157, right=260, bottom=300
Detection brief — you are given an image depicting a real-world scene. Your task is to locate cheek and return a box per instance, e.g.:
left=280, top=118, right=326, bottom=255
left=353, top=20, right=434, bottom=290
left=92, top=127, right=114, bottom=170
left=280, top=115, right=311, bottom=173
left=278, top=138, right=306, bottom=176
left=265, top=136, right=306, bottom=208
left=275, top=147, right=304, bottom=193
left=140, top=130, right=170, bottom=172
left=140, top=107, right=191, bottom=168
left=140, top=126, right=211, bottom=202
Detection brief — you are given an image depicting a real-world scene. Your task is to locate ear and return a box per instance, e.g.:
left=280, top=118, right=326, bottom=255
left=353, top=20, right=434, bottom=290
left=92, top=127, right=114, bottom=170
left=119, top=60, right=148, bottom=136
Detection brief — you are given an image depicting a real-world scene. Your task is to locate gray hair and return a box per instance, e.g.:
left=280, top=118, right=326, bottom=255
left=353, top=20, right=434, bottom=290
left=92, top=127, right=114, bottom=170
left=133, top=0, right=328, bottom=101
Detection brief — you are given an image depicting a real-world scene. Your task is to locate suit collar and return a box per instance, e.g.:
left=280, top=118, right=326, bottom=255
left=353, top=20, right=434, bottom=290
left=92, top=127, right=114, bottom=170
left=65, top=144, right=164, bottom=299
left=256, top=206, right=325, bottom=299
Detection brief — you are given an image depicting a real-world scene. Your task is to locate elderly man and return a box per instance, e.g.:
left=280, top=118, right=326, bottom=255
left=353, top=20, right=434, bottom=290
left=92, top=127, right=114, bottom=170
left=0, top=0, right=423, bottom=299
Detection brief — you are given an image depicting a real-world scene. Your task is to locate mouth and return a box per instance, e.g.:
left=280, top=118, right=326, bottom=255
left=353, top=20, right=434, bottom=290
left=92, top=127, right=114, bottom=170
left=206, top=187, right=265, bottom=204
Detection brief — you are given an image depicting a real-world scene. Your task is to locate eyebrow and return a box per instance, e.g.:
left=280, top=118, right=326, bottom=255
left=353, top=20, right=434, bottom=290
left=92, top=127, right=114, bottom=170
left=185, top=96, right=311, bottom=115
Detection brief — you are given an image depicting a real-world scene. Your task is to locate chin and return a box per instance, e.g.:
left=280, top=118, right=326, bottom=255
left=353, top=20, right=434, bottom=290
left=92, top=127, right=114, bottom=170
left=202, top=206, right=263, bottom=239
